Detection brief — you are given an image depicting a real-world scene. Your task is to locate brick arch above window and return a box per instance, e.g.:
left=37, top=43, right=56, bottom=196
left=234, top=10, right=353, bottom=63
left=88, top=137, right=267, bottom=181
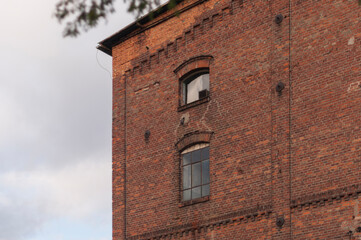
left=174, top=55, right=214, bottom=79
left=175, top=131, right=213, bottom=152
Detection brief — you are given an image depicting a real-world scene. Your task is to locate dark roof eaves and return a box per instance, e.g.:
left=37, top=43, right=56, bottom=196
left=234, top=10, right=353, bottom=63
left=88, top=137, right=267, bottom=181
left=97, top=0, right=207, bottom=56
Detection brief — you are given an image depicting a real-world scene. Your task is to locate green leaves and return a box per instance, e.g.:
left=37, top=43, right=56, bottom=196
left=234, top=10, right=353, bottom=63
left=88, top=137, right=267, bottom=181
left=127, top=0, right=161, bottom=18
left=54, top=0, right=167, bottom=37
left=54, top=0, right=115, bottom=37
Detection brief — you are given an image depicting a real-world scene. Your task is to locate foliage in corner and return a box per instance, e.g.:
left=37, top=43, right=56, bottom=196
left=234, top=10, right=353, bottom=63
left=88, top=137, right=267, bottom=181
left=55, top=0, right=116, bottom=37
left=54, top=0, right=177, bottom=37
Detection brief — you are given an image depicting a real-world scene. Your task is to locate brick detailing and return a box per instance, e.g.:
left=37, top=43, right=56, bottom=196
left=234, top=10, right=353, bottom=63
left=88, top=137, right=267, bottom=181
left=291, top=184, right=361, bottom=212
left=128, top=204, right=272, bottom=240
left=125, top=0, right=243, bottom=78
left=175, top=131, right=213, bottom=152
left=174, top=55, right=213, bottom=78
left=134, top=81, right=160, bottom=95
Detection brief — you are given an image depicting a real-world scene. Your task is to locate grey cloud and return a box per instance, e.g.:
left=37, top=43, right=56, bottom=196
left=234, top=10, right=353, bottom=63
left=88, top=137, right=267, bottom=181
left=0, top=0, right=133, bottom=239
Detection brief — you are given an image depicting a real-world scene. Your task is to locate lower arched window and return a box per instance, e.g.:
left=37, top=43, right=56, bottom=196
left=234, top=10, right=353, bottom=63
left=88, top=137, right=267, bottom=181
left=181, top=143, right=210, bottom=201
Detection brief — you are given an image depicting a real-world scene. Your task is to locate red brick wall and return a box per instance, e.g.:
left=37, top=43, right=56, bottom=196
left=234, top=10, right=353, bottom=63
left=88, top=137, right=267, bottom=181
left=110, top=0, right=361, bottom=239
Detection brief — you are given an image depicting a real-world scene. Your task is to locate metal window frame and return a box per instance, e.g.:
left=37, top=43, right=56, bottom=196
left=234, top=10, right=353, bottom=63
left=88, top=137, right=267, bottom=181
left=181, top=146, right=210, bottom=201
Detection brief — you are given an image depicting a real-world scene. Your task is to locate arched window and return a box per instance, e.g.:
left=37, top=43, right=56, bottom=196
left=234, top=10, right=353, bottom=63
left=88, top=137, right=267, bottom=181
left=181, top=143, right=210, bottom=201
left=182, top=69, right=209, bottom=105
left=174, top=55, right=213, bottom=109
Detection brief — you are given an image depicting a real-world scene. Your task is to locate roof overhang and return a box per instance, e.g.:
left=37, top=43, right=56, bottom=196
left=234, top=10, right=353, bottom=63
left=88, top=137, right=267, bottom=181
left=97, top=0, right=206, bottom=56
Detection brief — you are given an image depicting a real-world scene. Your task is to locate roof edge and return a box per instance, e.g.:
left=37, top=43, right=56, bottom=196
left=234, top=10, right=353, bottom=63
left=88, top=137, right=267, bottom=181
left=96, top=43, right=112, bottom=55
left=97, top=0, right=207, bottom=56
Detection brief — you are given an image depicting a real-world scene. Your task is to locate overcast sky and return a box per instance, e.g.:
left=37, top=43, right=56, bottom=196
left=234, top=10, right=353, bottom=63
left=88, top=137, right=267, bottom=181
left=0, top=1, right=133, bottom=239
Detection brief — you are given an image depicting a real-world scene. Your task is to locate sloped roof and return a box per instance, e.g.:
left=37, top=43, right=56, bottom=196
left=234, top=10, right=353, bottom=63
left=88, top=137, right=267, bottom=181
left=97, top=0, right=206, bottom=56
left=97, top=0, right=181, bottom=56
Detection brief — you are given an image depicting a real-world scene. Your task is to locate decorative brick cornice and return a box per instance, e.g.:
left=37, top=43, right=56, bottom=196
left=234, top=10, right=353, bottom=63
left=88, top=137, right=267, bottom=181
left=123, top=0, right=244, bottom=78
left=175, top=131, right=213, bottom=152
left=98, top=0, right=208, bottom=55
left=128, top=204, right=272, bottom=240
left=291, top=184, right=361, bottom=212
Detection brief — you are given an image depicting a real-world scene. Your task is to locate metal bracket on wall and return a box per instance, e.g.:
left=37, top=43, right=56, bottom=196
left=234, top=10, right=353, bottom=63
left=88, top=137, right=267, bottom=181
left=276, top=81, right=285, bottom=95
left=145, top=130, right=150, bottom=142
left=276, top=216, right=285, bottom=228
left=275, top=14, right=284, bottom=24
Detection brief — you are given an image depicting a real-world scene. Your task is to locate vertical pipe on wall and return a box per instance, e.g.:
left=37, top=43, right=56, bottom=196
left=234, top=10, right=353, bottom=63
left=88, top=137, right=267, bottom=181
left=288, top=0, right=293, bottom=238
left=123, top=74, right=128, bottom=240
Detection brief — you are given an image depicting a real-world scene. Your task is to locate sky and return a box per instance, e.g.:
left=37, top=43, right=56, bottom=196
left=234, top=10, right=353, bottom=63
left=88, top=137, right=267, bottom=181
left=0, top=1, right=133, bottom=239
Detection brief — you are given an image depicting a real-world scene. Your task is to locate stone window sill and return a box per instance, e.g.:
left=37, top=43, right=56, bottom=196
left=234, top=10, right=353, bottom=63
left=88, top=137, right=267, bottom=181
left=178, top=196, right=210, bottom=208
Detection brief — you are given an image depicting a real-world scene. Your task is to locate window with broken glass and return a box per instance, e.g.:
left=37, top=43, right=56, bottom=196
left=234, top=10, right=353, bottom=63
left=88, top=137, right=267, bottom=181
left=181, top=144, right=210, bottom=201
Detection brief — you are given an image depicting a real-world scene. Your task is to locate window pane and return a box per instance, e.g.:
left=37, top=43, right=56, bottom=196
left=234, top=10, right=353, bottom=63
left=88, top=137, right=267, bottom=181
left=192, top=162, right=201, bottom=187
left=181, top=144, right=211, bottom=201
left=202, top=160, right=210, bottom=184
left=183, top=189, right=191, bottom=201
left=186, top=77, right=200, bottom=103
left=201, top=147, right=209, bottom=161
left=185, top=73, right=209, bottom=104
left=183, top=165, right=191, bottom=189
left=202, top=185, right=210, bottom=197
left=192, top=149, right=201, bottom=163
left=183, top=152, right=191, bottom=165
left=182, top=82, right=187, bottom=104
left=192, top=186, right=202, bottom=199
left=201, top=74, right=210, bottom=91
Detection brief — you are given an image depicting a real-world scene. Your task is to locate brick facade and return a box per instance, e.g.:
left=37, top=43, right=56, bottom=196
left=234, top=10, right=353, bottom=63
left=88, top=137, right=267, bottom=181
left=98, top=0, right=361, bottom=239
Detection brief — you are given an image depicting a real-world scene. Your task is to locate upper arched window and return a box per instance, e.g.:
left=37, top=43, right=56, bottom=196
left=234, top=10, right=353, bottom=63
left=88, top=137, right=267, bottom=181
left=174, top=55, right=213, bottom=110
left=182, top=69, right=209, bottom=105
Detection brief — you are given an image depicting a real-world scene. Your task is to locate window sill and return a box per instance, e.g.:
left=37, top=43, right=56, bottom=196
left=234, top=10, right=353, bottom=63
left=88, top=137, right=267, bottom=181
left=178, top=97, right=210, bottom=112
left=178, top=196, right=209, bottom=208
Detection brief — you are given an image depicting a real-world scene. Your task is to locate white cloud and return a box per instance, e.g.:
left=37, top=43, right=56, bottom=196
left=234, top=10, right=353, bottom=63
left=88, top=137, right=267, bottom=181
left=0, top=158, right=111, bottom=240
left=1, top=159, right=111, bottom=219
left=0, top=0, right=133, bottom=239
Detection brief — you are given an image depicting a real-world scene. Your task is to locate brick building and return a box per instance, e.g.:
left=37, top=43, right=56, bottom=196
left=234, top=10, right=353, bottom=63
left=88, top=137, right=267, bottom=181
left=97, top=0, right=361, bottom=239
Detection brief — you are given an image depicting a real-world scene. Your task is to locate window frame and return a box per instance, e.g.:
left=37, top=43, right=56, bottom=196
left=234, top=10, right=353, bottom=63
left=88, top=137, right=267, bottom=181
left=180, top=68, right=210, bottom=106
left=173, top=56, right=213, bottom=112
left=179, top=143, right=210, bottom=206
